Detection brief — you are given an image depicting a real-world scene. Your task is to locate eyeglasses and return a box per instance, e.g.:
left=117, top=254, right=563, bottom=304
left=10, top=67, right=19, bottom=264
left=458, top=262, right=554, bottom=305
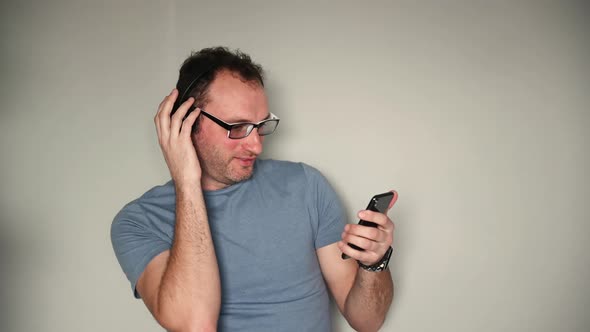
left=197, top=109, right=280, bottom=139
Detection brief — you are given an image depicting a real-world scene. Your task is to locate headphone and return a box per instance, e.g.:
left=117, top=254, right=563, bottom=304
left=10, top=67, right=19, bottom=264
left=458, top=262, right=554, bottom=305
left=171, top=65, right=215, bottom=118
left=171, top=64, right=264, bottom=119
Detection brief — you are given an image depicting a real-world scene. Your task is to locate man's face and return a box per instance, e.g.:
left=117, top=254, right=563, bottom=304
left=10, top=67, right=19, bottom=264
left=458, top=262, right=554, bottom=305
left=191, top=70, right=269, bottom=191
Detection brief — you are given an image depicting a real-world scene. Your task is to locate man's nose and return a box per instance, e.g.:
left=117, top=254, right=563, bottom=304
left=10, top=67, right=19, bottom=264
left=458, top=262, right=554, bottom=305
left=243, top=128, right=263, bottom=155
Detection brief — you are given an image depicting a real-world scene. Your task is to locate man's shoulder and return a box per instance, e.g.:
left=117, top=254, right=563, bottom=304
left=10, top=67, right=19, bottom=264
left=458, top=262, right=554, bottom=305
left=255, top=158, right=322, bottom=178
left=112, top=180, right=176, bottom=225
left=252, top=159, right=330, bottom=194
left=140, top=180, right=176, bottom=202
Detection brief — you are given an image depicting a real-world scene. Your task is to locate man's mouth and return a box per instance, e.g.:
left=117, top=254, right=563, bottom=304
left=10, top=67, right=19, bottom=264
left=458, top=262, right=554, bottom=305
left=236, top=157, right=256, bottom=167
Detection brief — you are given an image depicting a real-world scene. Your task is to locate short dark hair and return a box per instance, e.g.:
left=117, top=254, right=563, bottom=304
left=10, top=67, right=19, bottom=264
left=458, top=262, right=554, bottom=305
left=173, top=46, right=265, bottom=131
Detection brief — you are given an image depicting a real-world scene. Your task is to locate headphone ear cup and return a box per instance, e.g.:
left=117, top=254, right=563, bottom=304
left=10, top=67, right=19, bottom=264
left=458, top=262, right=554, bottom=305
left=174, top=64, right=213, bottom=118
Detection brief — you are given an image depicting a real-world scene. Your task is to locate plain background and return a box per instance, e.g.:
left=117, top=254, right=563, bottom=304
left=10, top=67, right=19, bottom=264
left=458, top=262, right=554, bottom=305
left=1, top=1, right=589, bottom=331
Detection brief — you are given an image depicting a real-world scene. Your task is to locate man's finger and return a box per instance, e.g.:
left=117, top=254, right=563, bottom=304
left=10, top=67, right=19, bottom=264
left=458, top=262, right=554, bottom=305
left=341, top=232, right=378, bottom=252
left=358, top=210, right=390, bottom=228
left=180, top=107, right=201, bottom=137
left=156, top=88, right=175, bottom=117
left=171, top=97, right=195, bottom=135
left=157, top=89, right=178, bottom=140
left=338, top=241, right=380, bottom=264
left=387, top=190, right=398, bottom=211
left=345, top=224, right=387, bottom=243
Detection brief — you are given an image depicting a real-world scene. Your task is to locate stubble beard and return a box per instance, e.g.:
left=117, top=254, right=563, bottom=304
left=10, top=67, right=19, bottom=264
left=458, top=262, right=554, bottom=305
left=195, top=140, right=254, bottom=188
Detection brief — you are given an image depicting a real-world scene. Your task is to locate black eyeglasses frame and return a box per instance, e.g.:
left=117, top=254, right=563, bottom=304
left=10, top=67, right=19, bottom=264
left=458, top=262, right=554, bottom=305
left=195, top=108, right=280, bottom=139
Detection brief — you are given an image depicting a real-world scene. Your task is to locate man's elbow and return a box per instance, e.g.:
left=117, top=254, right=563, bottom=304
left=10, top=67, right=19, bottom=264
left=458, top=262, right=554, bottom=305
left=157, top=316, right=218, bottom=332
left=155, top=307, right=218, bottom=332
left=344, top=306, right=389, bottom=332
left=347, top=318, right=386, bottom=332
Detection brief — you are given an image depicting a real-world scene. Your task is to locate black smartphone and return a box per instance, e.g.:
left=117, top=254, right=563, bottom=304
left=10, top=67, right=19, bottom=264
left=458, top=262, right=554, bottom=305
left=342, top=191, right=395, bottom=259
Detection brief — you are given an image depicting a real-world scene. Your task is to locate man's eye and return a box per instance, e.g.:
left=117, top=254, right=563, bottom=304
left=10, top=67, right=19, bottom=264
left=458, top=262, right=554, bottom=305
left=231, top=124, right=251, bottom=135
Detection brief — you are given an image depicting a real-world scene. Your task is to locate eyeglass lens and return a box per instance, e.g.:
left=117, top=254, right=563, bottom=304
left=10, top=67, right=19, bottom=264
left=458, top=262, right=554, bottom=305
left=228, top=120, right=279, bottom=138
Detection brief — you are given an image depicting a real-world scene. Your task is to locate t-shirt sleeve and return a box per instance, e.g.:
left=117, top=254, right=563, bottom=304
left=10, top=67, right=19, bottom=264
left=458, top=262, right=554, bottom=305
left=303, top=164, right=348, bottom=249
left=110, top=206, right=171, bottom=298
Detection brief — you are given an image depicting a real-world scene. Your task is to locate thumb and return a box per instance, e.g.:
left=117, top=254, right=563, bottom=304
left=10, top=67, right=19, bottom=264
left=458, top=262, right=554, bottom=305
left=386, top=190, right=399, bottom=211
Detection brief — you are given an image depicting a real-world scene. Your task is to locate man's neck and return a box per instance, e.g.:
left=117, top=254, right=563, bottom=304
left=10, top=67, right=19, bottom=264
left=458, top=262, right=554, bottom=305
left=201, top=175, right=233, bottom=192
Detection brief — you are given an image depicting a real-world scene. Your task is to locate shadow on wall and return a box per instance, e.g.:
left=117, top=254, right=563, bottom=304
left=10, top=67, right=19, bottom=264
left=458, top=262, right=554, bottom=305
left=0, top=207, right=35, bottom=332
left=389, top=199, right=414, bottom=308
left=0, top=218, right=16, bottom=331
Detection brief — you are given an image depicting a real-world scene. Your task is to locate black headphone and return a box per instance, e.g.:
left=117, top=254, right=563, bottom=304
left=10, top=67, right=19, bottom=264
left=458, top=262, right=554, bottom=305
left=171, top=65, right=215, bottom=118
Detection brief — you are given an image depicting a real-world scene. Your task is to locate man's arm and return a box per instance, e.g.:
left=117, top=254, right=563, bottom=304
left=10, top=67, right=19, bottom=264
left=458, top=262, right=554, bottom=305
left=318, top=191, right=398, bottom=332
left=317, top=244, right=394, bottom=332
left=137, top=185, right=220, bottom=331
left=136, top=89, right=221, bottom=331
left=342, top=260, right=393, bottom=331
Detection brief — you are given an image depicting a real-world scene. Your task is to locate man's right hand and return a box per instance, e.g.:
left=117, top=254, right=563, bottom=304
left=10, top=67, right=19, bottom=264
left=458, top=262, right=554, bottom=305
left=154, top=88, right=202, bottom=187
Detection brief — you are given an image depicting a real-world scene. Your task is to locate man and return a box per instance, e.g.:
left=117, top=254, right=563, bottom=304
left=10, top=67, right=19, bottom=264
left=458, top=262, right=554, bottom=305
left=111, top=47, right=398, bottom=332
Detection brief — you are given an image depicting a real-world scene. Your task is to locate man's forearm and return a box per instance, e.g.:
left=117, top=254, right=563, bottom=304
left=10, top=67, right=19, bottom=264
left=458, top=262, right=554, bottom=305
left=344, top=269, right=394, bottom=332
left=157, top=184, right=221, bottom=330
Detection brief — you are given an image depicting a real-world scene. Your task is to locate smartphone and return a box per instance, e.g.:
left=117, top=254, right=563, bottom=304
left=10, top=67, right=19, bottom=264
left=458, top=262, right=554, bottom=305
left=342, top=191, right=395, bottom=259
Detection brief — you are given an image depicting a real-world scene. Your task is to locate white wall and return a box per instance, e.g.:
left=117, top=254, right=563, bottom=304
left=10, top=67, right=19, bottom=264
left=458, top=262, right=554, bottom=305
left=1, top=1, right=589, bottom=331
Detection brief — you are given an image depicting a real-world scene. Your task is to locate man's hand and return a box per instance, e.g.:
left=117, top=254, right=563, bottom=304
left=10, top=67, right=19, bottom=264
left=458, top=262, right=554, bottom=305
left=154, top=88, right=202, bottom=187
left=338, top=190, right=398, bottom=266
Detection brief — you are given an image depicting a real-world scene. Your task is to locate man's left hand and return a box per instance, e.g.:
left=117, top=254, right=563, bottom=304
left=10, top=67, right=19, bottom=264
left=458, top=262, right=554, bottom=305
left=338, top=190, right=398, bottom=266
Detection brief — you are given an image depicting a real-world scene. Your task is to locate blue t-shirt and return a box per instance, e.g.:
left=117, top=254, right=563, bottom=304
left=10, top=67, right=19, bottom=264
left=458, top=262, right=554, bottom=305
left=111, top=159, right=346, bottom=331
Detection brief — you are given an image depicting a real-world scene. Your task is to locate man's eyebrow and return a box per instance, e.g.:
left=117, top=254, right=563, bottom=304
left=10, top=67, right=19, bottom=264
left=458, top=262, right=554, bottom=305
left=226, top=113, right=271, bottom=123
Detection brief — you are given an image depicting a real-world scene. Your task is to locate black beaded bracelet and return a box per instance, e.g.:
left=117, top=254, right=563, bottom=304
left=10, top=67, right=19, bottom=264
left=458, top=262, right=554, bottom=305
left=358, top=247, right=393, bottom=272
